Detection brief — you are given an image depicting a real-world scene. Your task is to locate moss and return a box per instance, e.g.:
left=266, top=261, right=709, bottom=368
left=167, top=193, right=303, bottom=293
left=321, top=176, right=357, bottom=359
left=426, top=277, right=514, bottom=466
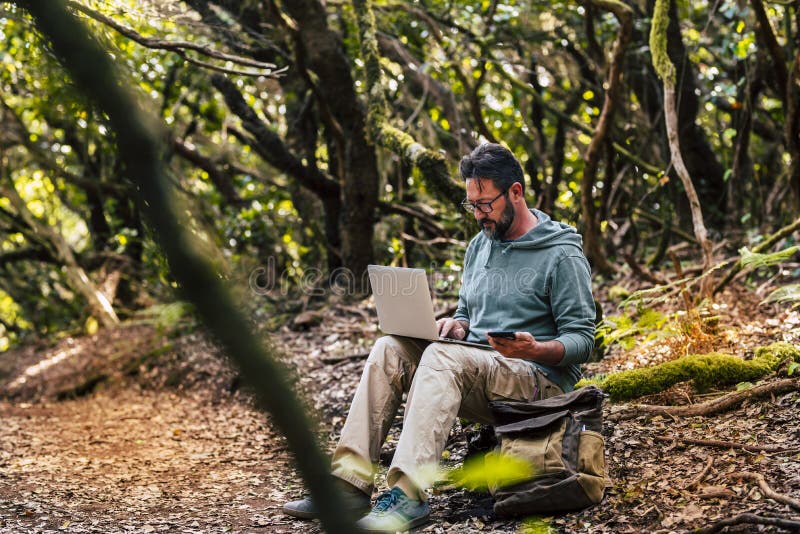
left=579, top=342, right=800, bottom=401
left=608, top=285, right=631, bottom=302
left=649, top=0, right=675, bottom=85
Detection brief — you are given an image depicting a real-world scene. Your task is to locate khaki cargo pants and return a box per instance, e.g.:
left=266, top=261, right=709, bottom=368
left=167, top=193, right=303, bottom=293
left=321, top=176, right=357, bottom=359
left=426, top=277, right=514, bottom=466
left=330, top=335, right=563, bottom=496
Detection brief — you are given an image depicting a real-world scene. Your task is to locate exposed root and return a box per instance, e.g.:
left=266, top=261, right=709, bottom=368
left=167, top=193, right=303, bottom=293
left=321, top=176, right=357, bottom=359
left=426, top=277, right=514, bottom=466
left=730, top=472, right=800, bottom=511
left=608, top=377, right=800, bottom=421
left=696, top=512, right=800, bottom=533
left=654, top=435, right=800, bottom=454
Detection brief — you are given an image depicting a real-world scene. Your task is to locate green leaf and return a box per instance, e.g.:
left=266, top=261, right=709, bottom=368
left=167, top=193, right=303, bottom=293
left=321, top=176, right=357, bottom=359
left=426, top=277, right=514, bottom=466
left=788, top=362, right=799, bottom=377
left=448, top=452, right=535, bottom=491
left=740, top=246, right=800, bottom=269
left=761, top=284, right=800, bottom=307
left=736, top=381, right=753, bottom=391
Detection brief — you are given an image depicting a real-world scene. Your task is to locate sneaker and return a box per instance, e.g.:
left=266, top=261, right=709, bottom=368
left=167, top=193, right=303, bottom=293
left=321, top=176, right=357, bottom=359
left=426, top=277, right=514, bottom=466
left=355, top=487, right=431, bottom=532
left=282, top=479, right=370, bottom=520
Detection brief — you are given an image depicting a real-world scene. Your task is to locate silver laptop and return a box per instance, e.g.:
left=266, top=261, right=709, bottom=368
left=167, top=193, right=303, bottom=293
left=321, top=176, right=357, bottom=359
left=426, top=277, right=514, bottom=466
left=367, top=265, right=492, bottom=349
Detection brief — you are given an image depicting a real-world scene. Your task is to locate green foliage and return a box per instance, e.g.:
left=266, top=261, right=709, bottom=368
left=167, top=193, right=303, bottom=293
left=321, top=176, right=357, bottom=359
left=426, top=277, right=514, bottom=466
left=520, top=517, right=557, bottom=534
left=446, top=452, right=535, bottom=492
left=134, top=301, right=194, bottom=333
left=577, top=342, right=800, bottom=401
left=761, top=284, right=800, bottom=309
left=739, top=246, right=800, bottom=269
left=597, top=308, right=674, bottom=350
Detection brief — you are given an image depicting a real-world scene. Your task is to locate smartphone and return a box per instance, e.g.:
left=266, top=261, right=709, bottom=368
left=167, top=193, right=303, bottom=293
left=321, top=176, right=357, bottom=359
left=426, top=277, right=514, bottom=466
left=487, top=330, right=516, bottom=339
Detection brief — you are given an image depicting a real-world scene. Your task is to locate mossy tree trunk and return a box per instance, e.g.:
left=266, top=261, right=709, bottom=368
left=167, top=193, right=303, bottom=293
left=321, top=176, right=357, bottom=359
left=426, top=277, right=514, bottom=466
left=352, top=0, right=465, bottom=212
left=281, top=0, right=380, bottom=282
left=649, top=0, right=714, bottom=294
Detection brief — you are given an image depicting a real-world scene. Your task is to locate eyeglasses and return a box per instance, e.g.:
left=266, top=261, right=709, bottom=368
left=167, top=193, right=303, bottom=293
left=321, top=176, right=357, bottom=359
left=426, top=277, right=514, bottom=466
left=460, top=189, right=508, bottom=213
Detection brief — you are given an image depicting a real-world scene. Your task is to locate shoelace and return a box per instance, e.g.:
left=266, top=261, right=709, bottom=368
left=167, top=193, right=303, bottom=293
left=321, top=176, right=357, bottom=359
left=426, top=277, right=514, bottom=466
left=372, top=488, right=401, bottom=513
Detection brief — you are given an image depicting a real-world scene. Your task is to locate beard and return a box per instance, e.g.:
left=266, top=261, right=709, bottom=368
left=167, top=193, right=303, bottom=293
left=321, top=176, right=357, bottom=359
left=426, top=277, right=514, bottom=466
left=480, top=201, right=515, bottom=241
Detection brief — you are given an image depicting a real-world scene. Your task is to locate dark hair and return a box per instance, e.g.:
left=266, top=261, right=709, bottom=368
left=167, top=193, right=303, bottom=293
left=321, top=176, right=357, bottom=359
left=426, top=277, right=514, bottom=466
left=459, top=143, right=525, bottom=194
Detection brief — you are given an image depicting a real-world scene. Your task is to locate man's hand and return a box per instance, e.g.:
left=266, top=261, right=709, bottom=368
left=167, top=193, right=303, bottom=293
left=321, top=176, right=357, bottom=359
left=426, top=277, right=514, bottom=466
left=488, top=332, right=565, bottom=365
left=437, top=318, right=468, bottom=340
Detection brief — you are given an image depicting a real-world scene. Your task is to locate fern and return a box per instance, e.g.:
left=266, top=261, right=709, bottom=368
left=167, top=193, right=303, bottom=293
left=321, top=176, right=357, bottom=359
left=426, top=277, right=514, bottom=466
left=739, top=246, right=800, bottom=269
left=761, top=284, right=800, bottom=309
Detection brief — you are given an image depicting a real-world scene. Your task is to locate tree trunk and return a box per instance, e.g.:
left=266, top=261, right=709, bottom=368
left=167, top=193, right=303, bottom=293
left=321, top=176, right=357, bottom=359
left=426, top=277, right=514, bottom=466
left=629, top=0, right=726, bottom=229
left=282, top=0, right=379, bottom=282
left=580, top=0, right=632, bottom=275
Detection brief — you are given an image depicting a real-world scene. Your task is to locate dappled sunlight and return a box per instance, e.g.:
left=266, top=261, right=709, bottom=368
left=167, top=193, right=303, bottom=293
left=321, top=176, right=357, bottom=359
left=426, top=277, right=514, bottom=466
left=9, top=345, right=81, bottom=388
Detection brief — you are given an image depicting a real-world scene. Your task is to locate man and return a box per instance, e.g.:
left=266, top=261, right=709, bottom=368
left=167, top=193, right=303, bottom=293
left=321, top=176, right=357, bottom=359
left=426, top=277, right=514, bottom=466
left=283, top=143, right=596, bottom=532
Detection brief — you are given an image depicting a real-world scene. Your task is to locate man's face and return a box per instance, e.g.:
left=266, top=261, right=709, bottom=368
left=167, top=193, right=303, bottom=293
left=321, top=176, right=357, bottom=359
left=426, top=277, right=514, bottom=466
left=465, top=178, right=515, bottom=241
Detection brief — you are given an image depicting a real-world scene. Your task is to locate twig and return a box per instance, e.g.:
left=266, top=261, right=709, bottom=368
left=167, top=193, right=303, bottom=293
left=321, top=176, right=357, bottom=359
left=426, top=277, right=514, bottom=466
left=684, top=456, right=714, bottom=490
left=654, top=435, right=799, bottom=454
left=713, top=215, right=800, bottom=294
left=696, top=513, right=800, bottom=533
left=608, top=377, right=800, bottom=421
left=378, top=201, right=447, bottom=236
left=65, top=1, right=280, bottom=72
left=669, top=249, right=694, bottom=311
left=730, top=472, right=800, bottom=511
left=696, top=487, right=735, bottom=500
left=321, top=352, right=369, bottom=365
left=623, top=252, right=667, bottom=284
left=399, top=232, right=467, bottom=248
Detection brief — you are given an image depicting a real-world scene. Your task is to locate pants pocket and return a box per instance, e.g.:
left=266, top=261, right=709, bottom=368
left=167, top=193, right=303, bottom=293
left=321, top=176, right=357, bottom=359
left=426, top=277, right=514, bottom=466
left=533, top=368, right=563, bottom=400
left=486, top=360, right=536, bottom=402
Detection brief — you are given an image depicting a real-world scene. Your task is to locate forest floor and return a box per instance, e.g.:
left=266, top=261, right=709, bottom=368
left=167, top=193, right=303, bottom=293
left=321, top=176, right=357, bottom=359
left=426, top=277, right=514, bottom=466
left=0, top=284, right=799, bottom=533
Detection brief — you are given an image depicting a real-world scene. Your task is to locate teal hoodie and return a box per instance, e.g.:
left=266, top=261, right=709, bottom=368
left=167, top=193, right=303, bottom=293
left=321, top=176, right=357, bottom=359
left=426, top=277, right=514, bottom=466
left=453, top=209, right=595, bottom=391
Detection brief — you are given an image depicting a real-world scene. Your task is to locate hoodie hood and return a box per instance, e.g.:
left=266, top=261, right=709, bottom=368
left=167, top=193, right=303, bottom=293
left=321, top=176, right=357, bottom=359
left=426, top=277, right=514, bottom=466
left=504, top=209, right=584, bottom=251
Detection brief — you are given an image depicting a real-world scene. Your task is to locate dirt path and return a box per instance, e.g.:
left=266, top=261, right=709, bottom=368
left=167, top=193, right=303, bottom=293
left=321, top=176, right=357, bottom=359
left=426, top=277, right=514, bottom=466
left=0, top=388, right=295, bottom=532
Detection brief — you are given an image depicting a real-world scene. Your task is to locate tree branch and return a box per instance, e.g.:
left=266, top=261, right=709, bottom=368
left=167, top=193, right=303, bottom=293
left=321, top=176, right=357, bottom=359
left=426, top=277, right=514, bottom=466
left=210, top=74, right=340, bottom=196
left=713, top=214, right=800, bottom=294
left=696, top=513, right=800, bottom=534
left=651, top=0, right=714, bottom=292
left=609, top=377, right=800, bottom=421
left=65, top=0, right=282, bottom=75
left=750, top=0, right=788, bottom=101
left=0, top=246, right=56, bottom=266
left=580, top=0, right=633, bottom=275
left=353, top=0, right=464, bottom=209
left=654, top=434, right=799, bottom=453
left=377, top=200, right=447, bottom=236
left=171, top=137, right=242, bottom=206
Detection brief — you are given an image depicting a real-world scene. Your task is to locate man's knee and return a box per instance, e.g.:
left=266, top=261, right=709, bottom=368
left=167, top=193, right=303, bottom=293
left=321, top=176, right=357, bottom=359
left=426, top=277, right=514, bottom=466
left=418, top=343, right=478, bottom=373
left=366, top=335, right=422, bottom=371
left=368, top=336, right=403, bottom=363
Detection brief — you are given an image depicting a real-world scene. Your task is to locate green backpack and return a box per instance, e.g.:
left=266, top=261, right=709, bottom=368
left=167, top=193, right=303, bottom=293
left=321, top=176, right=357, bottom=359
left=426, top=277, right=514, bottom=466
left=487, top=385, right=607, bottom=517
